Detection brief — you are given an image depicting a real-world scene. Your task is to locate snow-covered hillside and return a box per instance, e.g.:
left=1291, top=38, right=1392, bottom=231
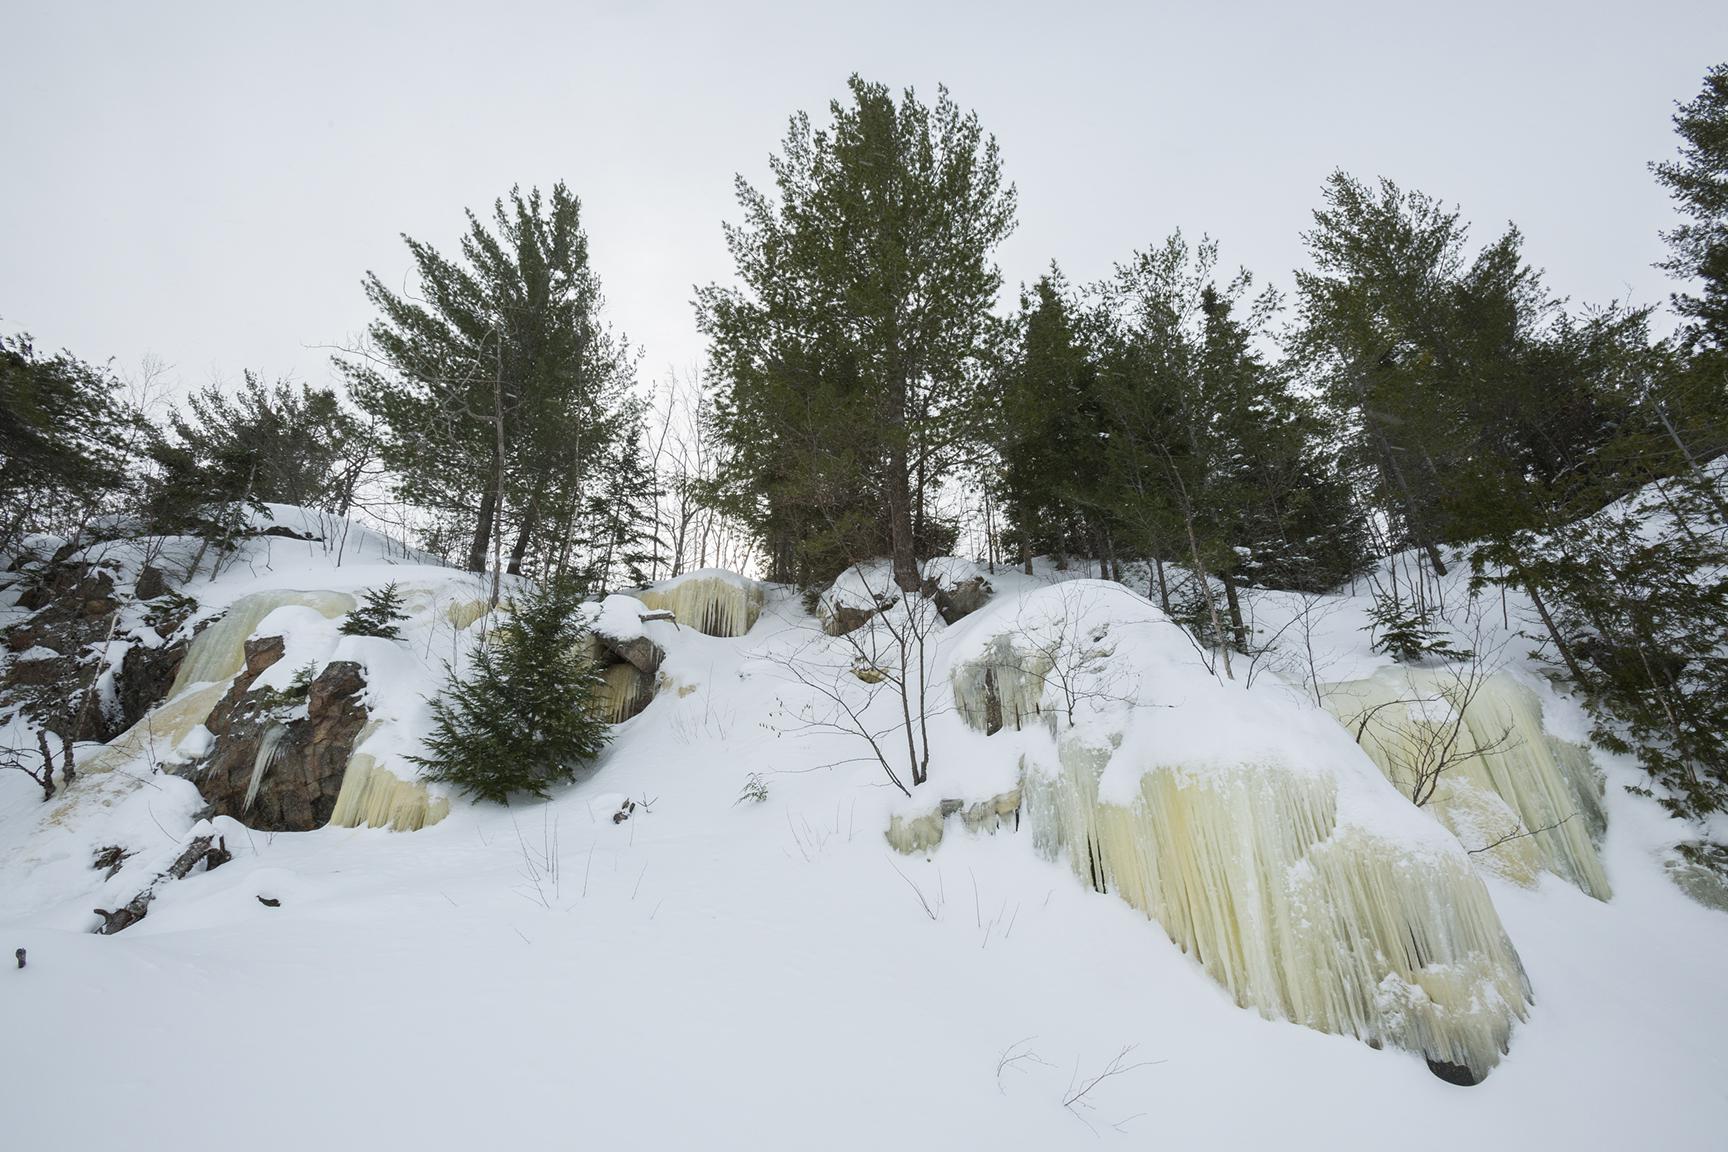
left=2, top=510, right=1726, bottom=1150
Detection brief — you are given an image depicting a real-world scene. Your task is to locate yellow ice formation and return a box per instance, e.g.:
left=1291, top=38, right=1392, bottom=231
left=596, top=663, right=657, bottom=723
left=329, top=748, right=449, bottom=832
left=1322, top=668, right=1610, bottom=900
left=167, top=590, right=355, bottom=696
left=632, top=571, right=762, bottom=638
left=77, top=591, right=355, bottom=779
left=1023, top=734, right=1531, bottom=1083
left=69, top=590, right=452, bottom=834
left=884, top=789, right=1021, bottom=853
left=444, top=598, right=490, bottom=631
left=949, top=635, right=1052, bottom=734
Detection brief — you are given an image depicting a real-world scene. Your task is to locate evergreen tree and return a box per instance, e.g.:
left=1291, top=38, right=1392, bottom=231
left=1653, top=62, right=1728, bottom=351
left=1095, top=234, right=1363, bottom=656
left=992, top=268, right=1114, bottom=574
left=698, top=76, right=1016, bottom=588
left=0, top=332, right=136, bottom=554
left=580, top=409, right=664, bottom=592
left=340, top=584, right=409, bottom=639
left=413, top=579, right=611, bottom=803
left=144, top=373, right=374, bottom=533
left=1521, top=471, right=1728, bottom=818
left=340, top=184, right=636, bottom=582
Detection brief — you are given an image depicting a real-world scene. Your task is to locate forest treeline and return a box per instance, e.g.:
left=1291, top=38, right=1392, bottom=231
left=2, top=66, right=1726, bottom=815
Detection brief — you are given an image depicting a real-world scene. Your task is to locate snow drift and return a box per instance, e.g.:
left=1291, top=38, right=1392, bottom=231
left=936, top=581, right=1532, bottom=1082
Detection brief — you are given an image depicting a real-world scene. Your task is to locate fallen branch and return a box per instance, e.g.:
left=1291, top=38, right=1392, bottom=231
left=93, top=832, right=230, bottom=934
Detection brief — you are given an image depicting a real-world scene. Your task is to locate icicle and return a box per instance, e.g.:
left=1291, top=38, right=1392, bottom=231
left=632, top=570, right=763, bottom=638
left=329, top=750, right=449, bottom=832
left=242, top=721, right=288, bottom=813
left=950, top=634, right=1051, bottom=734
left=596, top=664, right=656, bottom=723
left=1022, top=732, right=1531, bottom=1084
left=1322, top=669, right=1611, bottom=900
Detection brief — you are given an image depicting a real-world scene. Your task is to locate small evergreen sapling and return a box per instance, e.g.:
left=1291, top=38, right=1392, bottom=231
left=340, top=583, right=409, bottom=639
left=412, top=580, right=611, bottom=803
left=1366, top=596, right=1474, bottom=664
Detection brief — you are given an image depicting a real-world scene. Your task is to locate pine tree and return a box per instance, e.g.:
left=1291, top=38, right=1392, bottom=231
left=1524, top=472, right=1728, bottom=818
left=1653, top=62, right=1728, bottom=351
left=1094, top=233, right=1364, bottom=657
left=412, top=580, right=611, bottom=803
left=144, top=373, right=375, bottom=535
left=698, top=76, right=1017, bottom=588
left=0, top=332, right=136, bottom=555
left=340, top=584, right=409, bottom=639
left=340, top=184, right=636, bottom=581
left=993, top=268, right=1114, bottom=573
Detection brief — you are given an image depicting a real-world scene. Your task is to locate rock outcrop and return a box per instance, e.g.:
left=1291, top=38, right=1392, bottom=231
left=2, top=560, right=198, bottom=743
left=590, top=624, right=664, bottom=724
left=185, top=635, right=370, bottom=830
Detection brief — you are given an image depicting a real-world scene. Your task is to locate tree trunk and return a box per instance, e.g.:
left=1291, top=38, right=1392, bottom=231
left=1514, top=558, right=1591, bottom=690
left=888, top=440, right=918, bottom=592
left=1181, top=509, right=1232, bottom=680
left=1021, top=503, right=1034, bottom=575
left=1373, top=432, right=1447, bottom=576
left=1220, top=569, right=1248, bottom=651
left=507, top=485, right=543, bottom=576
left=468, top=479, right=497, bottom=575
left=1153, top=555, right=1171, bottom=615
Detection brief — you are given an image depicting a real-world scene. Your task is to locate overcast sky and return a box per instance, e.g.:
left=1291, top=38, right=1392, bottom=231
left=4, top=1, right=1724, bottom=399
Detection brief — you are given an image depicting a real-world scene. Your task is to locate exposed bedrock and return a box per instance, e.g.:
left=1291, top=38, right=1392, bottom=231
left=2, top=560, right=199, bottom=742
left=186, top=636, right=370, bottom=831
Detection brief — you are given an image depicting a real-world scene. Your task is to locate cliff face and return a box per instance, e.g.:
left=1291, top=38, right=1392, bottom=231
left=185, top=634, right=369, bottom=831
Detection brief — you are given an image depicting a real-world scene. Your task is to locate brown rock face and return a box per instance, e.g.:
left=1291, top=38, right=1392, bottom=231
left=1, top=559, right=198, bottom=743
left=116, top=641, right=188, bottom=730
left=134, top=565, right=169, bottom=601
left=188, top=644, right=370, bottom=831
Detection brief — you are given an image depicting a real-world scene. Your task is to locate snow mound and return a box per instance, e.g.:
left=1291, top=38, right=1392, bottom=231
left=939, top=580, right=1532, bottom=1081
left=632, top=569, right=763, bottom=638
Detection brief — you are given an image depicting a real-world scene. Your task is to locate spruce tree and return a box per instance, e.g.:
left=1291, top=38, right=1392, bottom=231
left=413, top=580, right=611, bottom=803
left=1653, top=62, right=1728, bottom=351
left=340, top=584, right=409, bottom=639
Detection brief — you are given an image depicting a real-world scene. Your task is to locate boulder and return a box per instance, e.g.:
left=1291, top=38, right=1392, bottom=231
left=598, top=631, right=664, bottom=676
left=927, top=574, right=993, bottom=625
left=134, top=565, right=169, bottom=601
left=187, top=650, right=370, bottom=831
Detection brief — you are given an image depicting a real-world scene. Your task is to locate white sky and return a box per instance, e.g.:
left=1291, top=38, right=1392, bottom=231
left=4, top=1, right=1724, bottom=397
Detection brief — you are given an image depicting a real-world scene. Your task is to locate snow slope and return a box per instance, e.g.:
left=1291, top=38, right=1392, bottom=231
left=2, top=527, right=1726, bottom=1150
